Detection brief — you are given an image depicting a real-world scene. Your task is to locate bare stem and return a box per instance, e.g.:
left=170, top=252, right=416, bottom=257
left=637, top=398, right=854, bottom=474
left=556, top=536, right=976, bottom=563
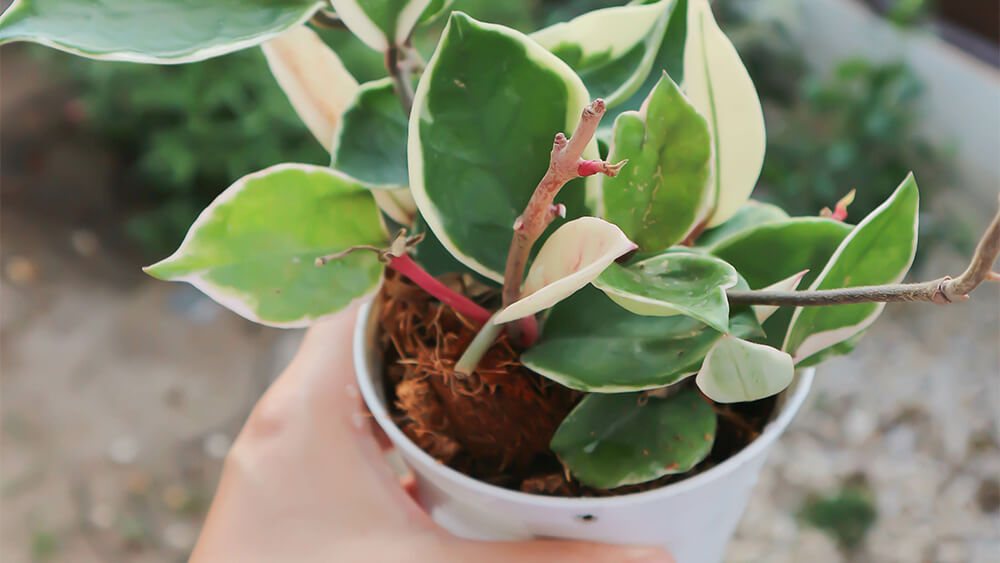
left=315, top=232, right=492, bottom=325
left=386, top=45, right=414, bottom=114
left=310, top=9, right=348, bottom=30
left=500, top=99, right=621, bottom=310
left=727, top=201, right=1000, bottom=307
left=454, top=314, right=503, bottom=375
left=387, top=254, right=491, bottom=324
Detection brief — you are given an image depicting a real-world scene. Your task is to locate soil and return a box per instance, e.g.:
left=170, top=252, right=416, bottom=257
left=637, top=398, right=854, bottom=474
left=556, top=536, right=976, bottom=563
left=376, top=271, right=777, bottom=497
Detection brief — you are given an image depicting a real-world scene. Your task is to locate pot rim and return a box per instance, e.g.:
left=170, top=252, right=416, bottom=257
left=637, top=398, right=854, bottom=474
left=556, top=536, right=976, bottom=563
left=354, top=300, right=814, bottom=508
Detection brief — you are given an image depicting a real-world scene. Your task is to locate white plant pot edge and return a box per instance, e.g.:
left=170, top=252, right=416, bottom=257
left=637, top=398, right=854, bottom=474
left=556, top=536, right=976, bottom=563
left=354, top=300, right=815, bottom=563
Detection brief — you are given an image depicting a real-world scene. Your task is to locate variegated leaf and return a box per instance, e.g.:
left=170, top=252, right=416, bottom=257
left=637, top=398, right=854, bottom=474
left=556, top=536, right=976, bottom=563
left=601, top=72, right=714, bottom=252
left=330, top=0, right=434, bottom=51
left=0, top=0, right=323, bottom=63
left=409, top=13, right=596, bottom=281
left=263, top=26, right=359, bottom=152
left=493, top=217, right=636, bottom=324
left=531, top=0, right=674, bottom=108
left=695, top=335, right=794, bottom=403
left=145, top=164, right=387, bottom=327
left=550, top=386, right=716, bottom=488
left=784, top=175, right=919, bottom=362
left=682, top=0, right=765, bottom=227
left=593, top=251, right=738, bottom=333
left=753, top=270, right=808, bottom=324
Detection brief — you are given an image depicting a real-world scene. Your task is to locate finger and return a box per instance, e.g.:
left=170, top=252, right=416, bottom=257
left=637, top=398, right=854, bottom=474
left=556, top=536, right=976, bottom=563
left=226, top=301, right=433, bottom=529
left=399, top=473, right=419, bottom=502
left=440, top=538, right=675, bottom=563
left=365, top=402, right=395, bottom=451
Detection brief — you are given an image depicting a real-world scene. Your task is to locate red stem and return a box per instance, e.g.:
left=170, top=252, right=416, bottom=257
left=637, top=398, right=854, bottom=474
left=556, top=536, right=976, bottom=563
left=387, top=254, right=492, bottom=325
left=517, top=317, right=539, bottom=347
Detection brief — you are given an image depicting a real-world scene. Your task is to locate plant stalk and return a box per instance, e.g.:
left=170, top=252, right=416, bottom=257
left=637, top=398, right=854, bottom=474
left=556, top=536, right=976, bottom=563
left=454, top=314, right=503, bottom=375
left=386, top=254, right=492, bottom=325
left=500, top=99, right=609, bottom=310
left=315, top=240, right=492, bottom=326
left=727, top=200, right=1000, bottom=307
left=385, top=45, right=414, bottom=114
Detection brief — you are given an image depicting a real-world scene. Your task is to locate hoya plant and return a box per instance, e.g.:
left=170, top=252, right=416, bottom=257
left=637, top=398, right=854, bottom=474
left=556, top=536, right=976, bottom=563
left=4, top=0, right=996, bottom=491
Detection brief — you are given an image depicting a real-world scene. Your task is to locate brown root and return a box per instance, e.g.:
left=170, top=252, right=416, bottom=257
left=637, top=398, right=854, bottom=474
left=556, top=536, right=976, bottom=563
left=376, top=271, right=777, bottom=496
left=378, top=271, right=577, bottom=480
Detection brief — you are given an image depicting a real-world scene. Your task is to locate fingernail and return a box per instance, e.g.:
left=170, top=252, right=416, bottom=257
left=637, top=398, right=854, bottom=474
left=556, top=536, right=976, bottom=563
left=625, top=547, right=674, bottom=563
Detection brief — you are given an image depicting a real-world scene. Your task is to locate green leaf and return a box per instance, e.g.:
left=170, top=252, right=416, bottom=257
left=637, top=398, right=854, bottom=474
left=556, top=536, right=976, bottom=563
left=709, top=217, right=852, bottom=347
left=370, top=188, right=417, bottom=225
left=752, top=270, right=808, bottom=324
left=331, top=78, right=409, bottom=189
left=784, top=175, right=919, bottom=362
left=695, top=200, right=789, bottom=248
left=145, top=164, right=388, bottom=327
left=531, top=0, right=674, bottom=108
left=593, top=252, right=738, bottom=333
left=409, top=12, right=596, bottom=281
left=262, top=26, right=359, bottom=153
left=522, top=287, right=722, bottom=392
left=682, top=0, right=765, bottom=227
left=330, top=0, right=433, bottom=51
left=695, top=335, right=794, bottom=403
left=494, top=218, right=636, bottom=324
left=409, top=213, right=474, bottom=278
left=795, top=332, right=864, bottom=368
left=550, top=387, right=716, bottom=488
left=418, top=0, right=453, bottom=25
left=601, top=72, right=713, bottom=252
left=0, top=0, right=323, bottom=63
left=599, top=0, right=689, bottom=132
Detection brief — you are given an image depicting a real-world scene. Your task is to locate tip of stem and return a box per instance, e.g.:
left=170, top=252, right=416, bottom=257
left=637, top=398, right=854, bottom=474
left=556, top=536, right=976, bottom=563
left=584, top=98, right=606, bottom=117
left=605, top=159, right=628, bottom=177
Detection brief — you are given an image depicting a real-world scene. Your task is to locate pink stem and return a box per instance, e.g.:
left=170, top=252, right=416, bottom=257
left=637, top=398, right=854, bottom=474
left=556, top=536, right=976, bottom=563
left=517, top=316, right=539, bottom=347
left=387, top=254, right=492, bottom=325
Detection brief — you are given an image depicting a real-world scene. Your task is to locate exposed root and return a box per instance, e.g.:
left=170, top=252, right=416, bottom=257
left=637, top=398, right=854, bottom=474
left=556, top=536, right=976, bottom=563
left=378, top=272, right=576, bottom=478
left=376, top=271, right=778, bottom=495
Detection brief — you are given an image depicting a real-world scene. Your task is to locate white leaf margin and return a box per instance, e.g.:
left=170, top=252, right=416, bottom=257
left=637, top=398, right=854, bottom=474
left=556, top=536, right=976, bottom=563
left=408, top=12, right=599, bottom=282
left=0, top=0, right=325, bottom=64
left=592, top=251, right=738, bottom=333
left=144, top=163, right=386, bottom=328
left=782, top=175, right=919, bottom=362
left=600, top=71, right=717, bottom=246
left=752, top=269, right=808, bottom=324
left=494, top=217, right=636, bottom=324
left=530, top=0, right=672, bottom=107
left=695, top=335, right=794, bottom=403
left=682, top=0, right=766, bottom=228
left=262, top=26, right=359, bottom=153
left=331, top=0, right=433, bottom=51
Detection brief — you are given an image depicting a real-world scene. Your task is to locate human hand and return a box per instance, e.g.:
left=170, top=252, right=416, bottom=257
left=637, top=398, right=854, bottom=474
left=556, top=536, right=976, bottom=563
left=190, top=302, right=674, bottom=562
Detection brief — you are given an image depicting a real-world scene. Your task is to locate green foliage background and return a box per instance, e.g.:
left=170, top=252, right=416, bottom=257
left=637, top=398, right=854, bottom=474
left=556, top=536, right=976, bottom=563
left=33, top=0, right=951, bottom=254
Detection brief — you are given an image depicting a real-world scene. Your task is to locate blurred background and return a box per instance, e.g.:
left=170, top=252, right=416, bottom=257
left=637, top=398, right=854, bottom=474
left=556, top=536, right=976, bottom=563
left=1, top=0, right=997, bottom=561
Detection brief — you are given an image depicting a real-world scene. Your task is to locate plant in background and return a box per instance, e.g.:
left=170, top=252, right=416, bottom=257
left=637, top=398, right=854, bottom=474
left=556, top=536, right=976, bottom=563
left=25, top=0, right=533, bottom=255
left=3, top=0, right=997, bottom=503
left=714, top=0, right=953, bottom=247
left=760, top=59, right=951, bottom=226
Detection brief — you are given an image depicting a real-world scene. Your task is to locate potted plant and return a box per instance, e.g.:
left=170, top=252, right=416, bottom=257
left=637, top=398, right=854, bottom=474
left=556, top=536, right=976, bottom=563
left=4, top=1, right=996, bottom=561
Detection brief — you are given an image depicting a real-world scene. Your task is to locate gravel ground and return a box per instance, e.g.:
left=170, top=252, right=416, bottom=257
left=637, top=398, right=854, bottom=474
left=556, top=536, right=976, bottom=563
left=3, top=220, right=997, bottom=562
left=728, top=246, right=1000, bottom=563
left=2, top=41, right=997, bottom=563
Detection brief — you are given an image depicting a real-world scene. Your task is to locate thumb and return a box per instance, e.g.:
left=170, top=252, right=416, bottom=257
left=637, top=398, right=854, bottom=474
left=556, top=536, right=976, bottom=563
left=439, top=538, right=675, bottom=563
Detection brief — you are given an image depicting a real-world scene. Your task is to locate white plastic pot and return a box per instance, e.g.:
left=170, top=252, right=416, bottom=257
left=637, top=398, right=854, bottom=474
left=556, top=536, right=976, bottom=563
left=354, top=301, right=815, bottom=563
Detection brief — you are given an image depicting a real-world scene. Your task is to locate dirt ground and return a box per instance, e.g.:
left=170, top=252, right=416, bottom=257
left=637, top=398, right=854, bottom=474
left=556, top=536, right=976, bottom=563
left=2, top=46, right=998, bottom=563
